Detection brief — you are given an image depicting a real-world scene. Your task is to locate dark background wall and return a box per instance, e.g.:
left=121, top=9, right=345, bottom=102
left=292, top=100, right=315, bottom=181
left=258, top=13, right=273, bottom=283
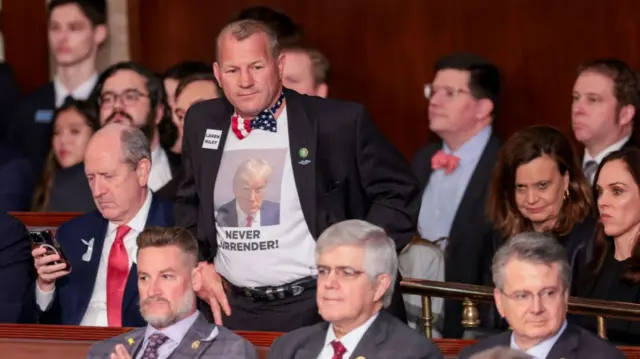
left=6, top=0, right=640, bottom=157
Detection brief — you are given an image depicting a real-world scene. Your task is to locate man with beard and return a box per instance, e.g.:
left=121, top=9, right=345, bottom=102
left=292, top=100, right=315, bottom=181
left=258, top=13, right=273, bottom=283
left=95, top=61, right=176, bottom=192
left=86, top=226, right=258, bottom=359
left=8, top=0, right=107, bottom=178
left=571, top=59, right=639, bottom=184
left=29, top=124, right=174, bottom=327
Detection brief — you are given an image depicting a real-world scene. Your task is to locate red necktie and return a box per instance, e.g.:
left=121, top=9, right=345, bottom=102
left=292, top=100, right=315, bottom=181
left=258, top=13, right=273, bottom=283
left=431, top=150, right=460, bottom=175
left=106, top=225, right=131, bottom=327
left=246, top=214, right=254, bottom=227
left=330, top=340, right=346, bottom=359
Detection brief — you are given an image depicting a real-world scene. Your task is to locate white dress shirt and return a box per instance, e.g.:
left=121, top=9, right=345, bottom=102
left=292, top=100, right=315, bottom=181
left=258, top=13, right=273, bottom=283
left=583, top=135, right=630, bottom=184
left=510, top=320, right=567, bottom=359
left=53, top=73, right=99, bottom=107
left=148, top=146, right=172, bottom=192
left=236, top=201, right=261, bottom=227
left=317, top=313, right=379, bottom=359
left=36, top=190, right=153, bottom=326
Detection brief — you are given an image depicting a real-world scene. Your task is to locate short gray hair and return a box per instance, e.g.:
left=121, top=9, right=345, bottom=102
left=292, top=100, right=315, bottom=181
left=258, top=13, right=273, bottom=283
left=120, top=126, right=151, bottom=169
left=492, top=232, right=570, bottom=291
left=216, top=19, right=280, bottom=62
left=316, top=220, right=397, bottom=307
left=470, top=347, right=533, bottom=359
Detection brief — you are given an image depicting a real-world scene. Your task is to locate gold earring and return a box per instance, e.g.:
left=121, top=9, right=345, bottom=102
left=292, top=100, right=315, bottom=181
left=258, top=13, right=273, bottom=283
left=564, top=189, right=570, bottom=200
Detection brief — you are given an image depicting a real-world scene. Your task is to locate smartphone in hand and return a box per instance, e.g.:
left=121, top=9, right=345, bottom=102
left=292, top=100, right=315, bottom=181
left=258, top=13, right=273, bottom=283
left=29, top=230, right=72, bottom=271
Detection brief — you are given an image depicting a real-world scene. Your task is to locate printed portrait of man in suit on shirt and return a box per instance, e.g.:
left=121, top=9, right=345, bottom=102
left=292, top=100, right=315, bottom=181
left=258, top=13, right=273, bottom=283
left=217, top=158, right=281, bottom=228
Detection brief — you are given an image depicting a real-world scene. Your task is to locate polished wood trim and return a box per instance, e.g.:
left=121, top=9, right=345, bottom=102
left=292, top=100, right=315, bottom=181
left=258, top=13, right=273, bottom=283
left=126, top=0, right=142, bottom=62
left=10, top=212, right=82, bottom=227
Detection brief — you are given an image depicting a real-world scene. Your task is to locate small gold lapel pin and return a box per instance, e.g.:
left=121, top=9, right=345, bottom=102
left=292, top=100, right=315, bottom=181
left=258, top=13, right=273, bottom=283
left=191, top=340, right=200, bottom=349
left=355, top=357, right=365, bottom=359
left=127, top=338, right=134, bottom=346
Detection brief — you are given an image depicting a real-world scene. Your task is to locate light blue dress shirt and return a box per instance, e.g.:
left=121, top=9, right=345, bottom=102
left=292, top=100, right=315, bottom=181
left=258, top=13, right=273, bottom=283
left=510, top=320, right=568, bottom=359
left=136, top=310, right=200, bottom=359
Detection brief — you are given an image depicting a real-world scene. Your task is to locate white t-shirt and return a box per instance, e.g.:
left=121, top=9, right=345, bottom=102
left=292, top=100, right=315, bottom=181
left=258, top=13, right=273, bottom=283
left=213, top=109, right=316, bottom=287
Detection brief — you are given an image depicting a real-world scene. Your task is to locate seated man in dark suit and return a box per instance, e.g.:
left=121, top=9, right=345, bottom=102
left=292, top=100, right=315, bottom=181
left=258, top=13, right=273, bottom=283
left=217, top=158, right=280, bottom=228
left=0, top=143, right=35, bottom=212
left=0, top=212, right=35, bottom=323
left=459, top=232, right=624, bottom=359
left=268, top=220, right=442, bottom=359
left=87, top=226, right=257, bottom=359
left=30, top=123, right=174, bottom=327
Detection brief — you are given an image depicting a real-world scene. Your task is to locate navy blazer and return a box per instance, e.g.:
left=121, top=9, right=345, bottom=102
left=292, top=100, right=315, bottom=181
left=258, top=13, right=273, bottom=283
left=0, top=212, right=35, bottom=323
left=34, top=195, right=174, bottom=326
left=0, top=143, right=35, bottom=212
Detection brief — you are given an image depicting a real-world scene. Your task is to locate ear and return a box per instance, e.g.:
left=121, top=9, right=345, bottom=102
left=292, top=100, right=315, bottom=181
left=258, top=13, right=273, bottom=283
left=316, top=83, right=329, bottom=98
left=563, top=170, right=570, bottom=192
left=93, top=24, right=108, bottom=47
left=373, top=274, right=391, bottom=303
left=191, top=265, right=203, bottom=292
left=618, top=104, right=636, bottom=127
left=213, top=62, right=221, bottom=87
left=277, top=53, right=285, bottom=79
left=154, top=104, right=164, bottom=125
left=494, top=288, right=505, bottom=318
left=136, top=158, right=151, bottom=187
left=475, top=98, right=494, bottom=121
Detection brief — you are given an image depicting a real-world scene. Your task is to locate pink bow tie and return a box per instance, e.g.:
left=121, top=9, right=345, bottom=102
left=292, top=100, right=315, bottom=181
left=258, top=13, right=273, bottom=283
left=431, top=150, right=460, bottom=175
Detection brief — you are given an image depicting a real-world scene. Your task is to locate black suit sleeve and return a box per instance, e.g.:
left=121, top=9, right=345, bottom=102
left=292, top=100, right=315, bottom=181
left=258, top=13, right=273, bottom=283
left=0, top=64, right=20, bottom=141
left=0, top=213, right=35, bottom=323
left=355, top=105, right=421, bottom=251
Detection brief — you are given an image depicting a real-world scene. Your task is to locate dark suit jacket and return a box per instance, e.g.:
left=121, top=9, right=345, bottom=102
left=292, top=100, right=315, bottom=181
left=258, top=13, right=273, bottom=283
left=0, top=142, right=35, bottom=212
left=0, top=212, right=35, bottom=323
left=32, top=195, right=174, bottom=326
left=268, top=311, right=443, bottom=359
left=0, top=63, right=20, bottom=141
left=176, top=88, right=420, bottom=258
left=411, top=132, right=501, bottom=338
left=458, top=323, right=625, bottom=359
left=154, top=149, right=182, bottom=202
left=7, top=82, right=56, bottom=178
left=218, top=199, right=280, bottom=227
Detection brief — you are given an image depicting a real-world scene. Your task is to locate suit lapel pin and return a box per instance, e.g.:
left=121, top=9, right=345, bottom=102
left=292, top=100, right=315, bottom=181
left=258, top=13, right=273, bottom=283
left=355, top=357, right=365, bottom=359
left=127, top=338, right=134, bottom=346
left=81, top=238, right=94, bottom=262
left=191, top=340, right=200, bottom=349
left=298, top=148, right=311, bottom=165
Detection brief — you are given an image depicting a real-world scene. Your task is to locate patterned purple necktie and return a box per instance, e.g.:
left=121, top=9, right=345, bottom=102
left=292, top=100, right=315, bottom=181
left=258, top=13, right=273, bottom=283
left=140, top=332, right=169, bottom=359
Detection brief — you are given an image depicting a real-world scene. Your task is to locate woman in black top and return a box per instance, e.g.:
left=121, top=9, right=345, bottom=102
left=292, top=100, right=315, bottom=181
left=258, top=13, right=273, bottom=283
left=573, top=148, right=640, bottom=344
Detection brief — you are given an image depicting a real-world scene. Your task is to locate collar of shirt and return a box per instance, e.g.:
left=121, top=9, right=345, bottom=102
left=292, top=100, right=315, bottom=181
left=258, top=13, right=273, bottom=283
left=510, top=320, right=567, bottom=359
left=323, top=313, right=379, bottom=355
left=106, top=188, right=153, bottom=244
left=143, top=310, right=200, bottom=348
left=236, top=201, right=260, bottom=226
left=53, top=72, right=99, bottom=108
left=151, top=145, right=166, bottom=164
left=442, top=125, right=492, bottom=166
left=583, top=135, right=631, bottom=165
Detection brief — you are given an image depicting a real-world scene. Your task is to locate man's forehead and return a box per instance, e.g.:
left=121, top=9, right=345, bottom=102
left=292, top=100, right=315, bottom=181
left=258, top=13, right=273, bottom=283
left=502, top=259, right=561, bottom=288
left=574, top=71, right=615, bottom=95
left=50, top=4, right=89, bottom=23
left=103, top=69, right=147, bottom=91
left=433, top=69, right=471, bottom=88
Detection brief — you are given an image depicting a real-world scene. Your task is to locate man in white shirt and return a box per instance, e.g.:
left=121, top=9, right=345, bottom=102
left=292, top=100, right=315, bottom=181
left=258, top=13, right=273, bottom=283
left=87, top=226, right=257, bottom=359
left=30, top=123, right=174, bottom=327
left=459, top=232, right=624, bottom=359
left=95, top=61, right=175, bottom=192
left=572, top=59, right=639, bottom=184
left=268, top=220, right=442, bottom=359
left=7, top=0, right=107, bottom=178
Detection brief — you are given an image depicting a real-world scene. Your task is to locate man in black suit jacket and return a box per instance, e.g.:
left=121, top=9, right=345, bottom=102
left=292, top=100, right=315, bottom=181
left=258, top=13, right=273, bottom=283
left=7, top=0, right=107, bottom=177
left=268, top=220, right=442, bottom=359
left=412, top=53, right=501, bottom=338
left=0, top=63, right=20, bottom=141
left=0, top=143, right=35, bottom=211
left=0, top=212, right=35, bottom=323
left=175, top=20, right=419, bottom=332
left=459, top=232, right=624, bottom=359
left=571, top=59, right=639, bottom=184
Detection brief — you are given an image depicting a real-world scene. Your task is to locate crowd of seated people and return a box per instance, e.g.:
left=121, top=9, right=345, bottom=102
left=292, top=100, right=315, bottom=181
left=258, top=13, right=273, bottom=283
left=2, top=0, right=640, bottom=358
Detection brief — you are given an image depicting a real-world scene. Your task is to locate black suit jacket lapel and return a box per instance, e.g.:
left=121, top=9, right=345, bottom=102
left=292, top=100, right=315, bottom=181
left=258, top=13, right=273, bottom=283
left=416, top=144, right=440, bottom=193
left=350, top=313, right=388, bottom=359
left=294, top=322, right=327, bottom=359
left=546, top=324, right=579, bottom=359
left=284, top=89, right=318, bottom=237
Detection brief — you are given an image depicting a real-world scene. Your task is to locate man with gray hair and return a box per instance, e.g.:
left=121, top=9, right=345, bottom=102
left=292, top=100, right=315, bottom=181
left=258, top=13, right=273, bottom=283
left=29, top=123, right=175, bottom=327
left=459, top=232, right=623, bottom=359
left=268, top=219, right=442, bottom=359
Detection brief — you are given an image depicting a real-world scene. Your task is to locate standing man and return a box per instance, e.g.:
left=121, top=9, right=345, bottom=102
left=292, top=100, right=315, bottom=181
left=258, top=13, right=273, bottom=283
left=412, top=53, right=502, bottom=338
left=8, top=0, right=107, bottom=177
left=281, top=44, right=330, bottom=98
left=176, top=20, right=419, bottom=332
left=572, top=59, right=639, bottom=184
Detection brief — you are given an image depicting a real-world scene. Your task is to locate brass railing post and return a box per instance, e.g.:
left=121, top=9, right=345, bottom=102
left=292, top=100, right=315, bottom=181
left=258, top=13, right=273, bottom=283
left=597, top=316, right=607, bottom=339
left=461, top=297, right=480, bottom=328
left=421, top=295, right=433, bottom=339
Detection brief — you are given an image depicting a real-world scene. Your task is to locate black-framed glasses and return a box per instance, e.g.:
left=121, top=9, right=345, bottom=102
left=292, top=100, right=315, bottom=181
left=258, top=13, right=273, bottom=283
left=424, top=84, right=471, bottom=101
left=310, top=265, right=366, bottom=280
left=99, top=89, right=150, bottom=108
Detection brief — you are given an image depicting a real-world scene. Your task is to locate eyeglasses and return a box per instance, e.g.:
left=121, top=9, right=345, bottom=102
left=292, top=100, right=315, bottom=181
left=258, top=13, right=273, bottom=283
left=500, top=287, right=565, bottom=306
left=99, top=89, right=150, bottom=108
left=424, top=84, right=471, bottom=101
left=311, top=265, right=366, bottom=280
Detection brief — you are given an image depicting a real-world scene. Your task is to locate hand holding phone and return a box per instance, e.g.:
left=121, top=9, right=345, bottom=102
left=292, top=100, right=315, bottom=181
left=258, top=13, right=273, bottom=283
left=30, top=231, right=71, bottom=291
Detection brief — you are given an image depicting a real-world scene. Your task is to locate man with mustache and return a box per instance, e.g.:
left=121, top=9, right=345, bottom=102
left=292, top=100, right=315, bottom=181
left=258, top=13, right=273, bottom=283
left=87, top=226, right=257, bottom=359
left=95, top=61, right=176, bottom=192
left=29, top=123, right=174, bottom=327
left=571, top=59, right=639, bottom=184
